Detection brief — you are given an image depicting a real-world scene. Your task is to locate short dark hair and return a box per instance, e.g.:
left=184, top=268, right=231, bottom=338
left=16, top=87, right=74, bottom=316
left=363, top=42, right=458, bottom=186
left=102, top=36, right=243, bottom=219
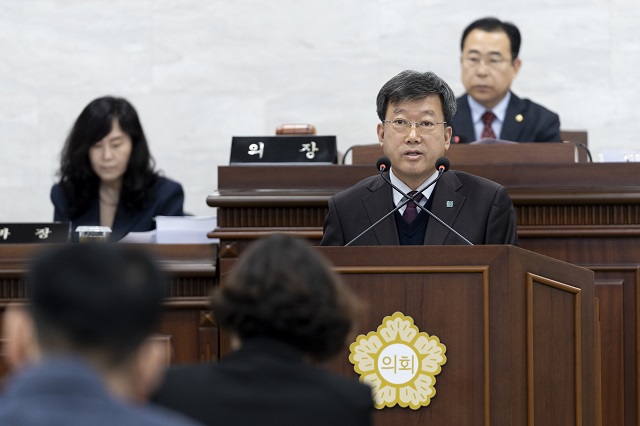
left=460, top=17, right=521, bottom=60
left=376, top=70, right=457, bottom=125
left=57, top=96, right=159, bottom=218
left=27, top=244, right=167, bottom=366
left=212, top=234, right=358, bottom=362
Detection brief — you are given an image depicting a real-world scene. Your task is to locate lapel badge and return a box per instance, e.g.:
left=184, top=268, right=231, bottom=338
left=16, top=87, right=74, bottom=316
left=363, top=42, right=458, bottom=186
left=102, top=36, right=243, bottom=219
left=446, top=201, right=454, bottom=208
left=515, top=114, right=524, bottom=123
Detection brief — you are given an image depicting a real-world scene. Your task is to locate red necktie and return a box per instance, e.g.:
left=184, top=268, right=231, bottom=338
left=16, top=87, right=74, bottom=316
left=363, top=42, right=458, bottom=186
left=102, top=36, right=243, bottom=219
left=481, top=111, right=496, bottom=139
left=402, top=191, right=425, bottom=224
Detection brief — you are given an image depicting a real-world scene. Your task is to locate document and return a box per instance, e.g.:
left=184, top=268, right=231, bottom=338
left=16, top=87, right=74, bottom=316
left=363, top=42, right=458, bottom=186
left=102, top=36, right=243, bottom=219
left=120, top=216, right=218, bottom=244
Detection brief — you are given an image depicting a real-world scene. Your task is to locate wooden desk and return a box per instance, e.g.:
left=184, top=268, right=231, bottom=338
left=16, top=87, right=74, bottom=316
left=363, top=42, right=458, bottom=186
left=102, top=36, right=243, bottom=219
left=208, top=163, right=640, bottom=426
left=351, top=141, right=590, bottom=165
left=0, top=244, right=219, bottom=378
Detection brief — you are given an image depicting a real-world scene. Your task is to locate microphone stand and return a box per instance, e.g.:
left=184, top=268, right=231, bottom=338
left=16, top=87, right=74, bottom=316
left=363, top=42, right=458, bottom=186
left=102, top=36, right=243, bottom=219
left=345, top=167, right=446, bottom=246
left=379, top=170, right=474, bottom=246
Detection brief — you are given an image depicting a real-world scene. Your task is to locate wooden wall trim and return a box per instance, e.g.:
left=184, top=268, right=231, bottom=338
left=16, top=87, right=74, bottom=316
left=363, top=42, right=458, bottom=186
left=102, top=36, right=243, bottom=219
left=527, top=273, right=583, bottom=426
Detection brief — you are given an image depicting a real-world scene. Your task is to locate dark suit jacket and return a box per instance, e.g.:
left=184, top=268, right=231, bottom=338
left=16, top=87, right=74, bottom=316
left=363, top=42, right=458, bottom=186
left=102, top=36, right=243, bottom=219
left=320, top=171, right=518, bottom=246
left=51, top=176, right=184, bottom=241
left=152, top=338, right=373, bottom=426
left=451, top=92, right=561, bottom=143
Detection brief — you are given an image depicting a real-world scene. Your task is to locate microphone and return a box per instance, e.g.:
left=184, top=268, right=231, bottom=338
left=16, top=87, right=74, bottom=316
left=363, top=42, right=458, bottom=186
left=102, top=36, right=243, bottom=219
left=435, top=157, right=450, bottom=173
left=376, top=157, right=391, bottom=172
left=573, top=142, right=593, bottom=162
left=345, top=157, right=452, bottom=246
left=378, top=158, right=472, bottom=245
left=377, top=156, right=473, bottom=246
left=341, top=145, right=355, bottom=164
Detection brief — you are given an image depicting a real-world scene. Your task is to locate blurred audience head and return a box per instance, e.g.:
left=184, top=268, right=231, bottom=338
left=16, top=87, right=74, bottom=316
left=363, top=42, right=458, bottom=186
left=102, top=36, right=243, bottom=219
left=8, top=243, right=167, bottom=370
left=212, top=234, right=358, bottom=362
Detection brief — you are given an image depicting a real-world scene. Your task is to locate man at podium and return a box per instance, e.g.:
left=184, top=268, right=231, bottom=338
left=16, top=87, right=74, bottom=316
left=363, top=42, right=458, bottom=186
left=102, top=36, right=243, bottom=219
left=320, top=70, right=518, bottom=247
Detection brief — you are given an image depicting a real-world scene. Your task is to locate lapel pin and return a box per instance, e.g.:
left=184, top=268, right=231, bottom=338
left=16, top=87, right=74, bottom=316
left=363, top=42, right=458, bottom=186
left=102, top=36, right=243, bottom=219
left=515, top=114, right=523, bottom=123
left=446, top=201, right=454, bottom=208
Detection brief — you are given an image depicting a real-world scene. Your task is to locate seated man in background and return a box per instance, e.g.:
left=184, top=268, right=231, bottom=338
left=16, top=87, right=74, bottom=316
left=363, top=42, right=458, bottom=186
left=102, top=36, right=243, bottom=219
left=0, top=244, right=201, bottom=426
left=451, top=17, right=561, bottom=143
left=320, top=70, right=518, bottom=246
left=152, top=234, right=373, bottom=426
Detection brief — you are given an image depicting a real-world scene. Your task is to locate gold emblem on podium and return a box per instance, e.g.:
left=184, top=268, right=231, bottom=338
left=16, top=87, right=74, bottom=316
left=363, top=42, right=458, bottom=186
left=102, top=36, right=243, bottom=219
left=349, top=312, right=446, bottom=410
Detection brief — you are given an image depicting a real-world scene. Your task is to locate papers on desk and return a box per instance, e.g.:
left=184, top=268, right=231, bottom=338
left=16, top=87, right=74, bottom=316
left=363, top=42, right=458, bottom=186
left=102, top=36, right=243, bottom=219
left=156, top=215, right=218, bottom=244
left=119, top=216, right=218, bottom=244
left=599, top=149, right=640, bottom=162
left=119, top=229, right=157, bottom=244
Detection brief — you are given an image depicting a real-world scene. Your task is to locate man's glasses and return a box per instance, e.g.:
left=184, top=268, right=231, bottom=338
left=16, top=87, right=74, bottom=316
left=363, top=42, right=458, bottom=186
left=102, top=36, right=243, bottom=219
left=382, top=119, right=447, bottom=133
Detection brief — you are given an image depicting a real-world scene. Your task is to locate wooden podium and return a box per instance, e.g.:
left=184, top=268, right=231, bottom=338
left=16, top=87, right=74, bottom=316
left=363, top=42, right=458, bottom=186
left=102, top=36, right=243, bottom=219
left=208, top=161, right=640, bottom=425
left=216, top=245, right=598, bottom=426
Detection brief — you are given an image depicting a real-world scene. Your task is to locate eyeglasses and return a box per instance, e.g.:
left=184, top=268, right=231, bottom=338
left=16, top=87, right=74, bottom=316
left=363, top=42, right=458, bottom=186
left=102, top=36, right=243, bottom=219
left=462, top=55, right=512, bottom=69
left=382, top=119, right=447, bottom=133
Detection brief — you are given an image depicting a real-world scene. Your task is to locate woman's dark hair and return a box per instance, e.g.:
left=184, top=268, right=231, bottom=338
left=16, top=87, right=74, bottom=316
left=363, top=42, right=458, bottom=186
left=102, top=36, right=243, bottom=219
left=212, top=234, right=358, bottom=362
left=57, top=96, right=158, bottom=218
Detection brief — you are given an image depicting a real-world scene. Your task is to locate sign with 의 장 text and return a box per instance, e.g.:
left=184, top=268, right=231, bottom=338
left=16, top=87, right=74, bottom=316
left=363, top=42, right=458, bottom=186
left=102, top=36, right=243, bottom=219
left=349, top=312, right=447, bottom=410
left=229, top=135, right=337, bottom=164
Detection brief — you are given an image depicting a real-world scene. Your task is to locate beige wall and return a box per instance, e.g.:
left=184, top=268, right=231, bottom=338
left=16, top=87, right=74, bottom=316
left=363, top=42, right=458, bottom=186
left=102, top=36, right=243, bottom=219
left=1, top=0, right=638, bottom=220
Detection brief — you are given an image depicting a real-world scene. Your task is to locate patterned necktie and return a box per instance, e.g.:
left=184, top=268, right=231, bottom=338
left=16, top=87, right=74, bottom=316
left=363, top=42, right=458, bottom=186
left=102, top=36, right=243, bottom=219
left=481, top=111, right=496, bottom=139
left=402, top=191, right=425, bottom=224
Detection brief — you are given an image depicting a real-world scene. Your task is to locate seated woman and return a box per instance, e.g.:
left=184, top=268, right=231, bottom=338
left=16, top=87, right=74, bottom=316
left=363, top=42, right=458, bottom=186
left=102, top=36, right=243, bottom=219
left=51, top=96, right=184, bottom=241
left=152, top=234, right=373, bottom=426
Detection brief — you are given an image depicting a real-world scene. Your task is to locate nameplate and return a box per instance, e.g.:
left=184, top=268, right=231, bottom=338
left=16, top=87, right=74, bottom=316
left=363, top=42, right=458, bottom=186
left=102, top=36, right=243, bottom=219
left=0, top=222, right=71, bottom=243
left=230, top=136, right=337, bottom=164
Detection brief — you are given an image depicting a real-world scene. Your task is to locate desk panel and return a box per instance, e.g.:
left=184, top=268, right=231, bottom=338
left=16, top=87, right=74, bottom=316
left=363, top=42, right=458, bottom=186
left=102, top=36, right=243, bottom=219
left=0, top=244, right=218, bottom=380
